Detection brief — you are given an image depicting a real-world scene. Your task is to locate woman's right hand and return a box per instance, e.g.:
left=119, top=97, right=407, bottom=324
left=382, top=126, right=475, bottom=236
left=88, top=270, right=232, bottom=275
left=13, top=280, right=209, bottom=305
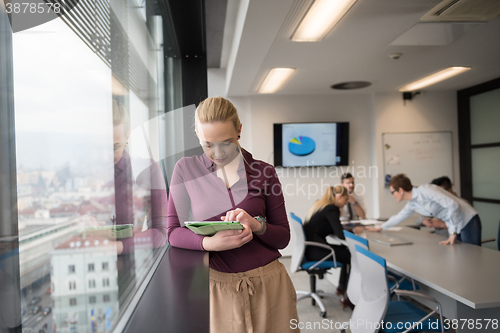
left=202, top=224, right=253, bottom=251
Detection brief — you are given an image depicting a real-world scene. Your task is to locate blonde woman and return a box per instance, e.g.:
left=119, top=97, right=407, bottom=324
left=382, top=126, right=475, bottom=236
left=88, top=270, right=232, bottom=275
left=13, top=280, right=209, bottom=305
left=303, top=185, right=363, bottom=310
left=167, top=97, right=299, bottom=332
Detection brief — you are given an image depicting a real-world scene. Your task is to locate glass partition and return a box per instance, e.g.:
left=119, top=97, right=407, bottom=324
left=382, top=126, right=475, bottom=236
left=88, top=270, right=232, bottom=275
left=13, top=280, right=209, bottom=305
left=10, top=0, right=171, bottom=331
left=470, top=88, right=500, bottom=145
left=471, top=147, right=500, bottom=201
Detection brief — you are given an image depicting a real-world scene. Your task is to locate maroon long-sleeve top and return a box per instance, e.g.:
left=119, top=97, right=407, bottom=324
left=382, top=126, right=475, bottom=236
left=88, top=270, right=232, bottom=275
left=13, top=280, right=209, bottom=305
left=167, top=149, right=290, bottom=273
left=114, top=151, right=168, bottom=254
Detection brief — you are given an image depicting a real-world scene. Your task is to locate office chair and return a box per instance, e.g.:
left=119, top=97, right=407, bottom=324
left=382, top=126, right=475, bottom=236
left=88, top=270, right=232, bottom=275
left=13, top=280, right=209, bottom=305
left=290, top=213, right=340, bottom=318
left=342, top=245, right=445, bottom=333
left=343, top=230, right=418, bottom=305
left=481, top=220, right=500, bottom=251
left=343, top=230, right=368, bottom=305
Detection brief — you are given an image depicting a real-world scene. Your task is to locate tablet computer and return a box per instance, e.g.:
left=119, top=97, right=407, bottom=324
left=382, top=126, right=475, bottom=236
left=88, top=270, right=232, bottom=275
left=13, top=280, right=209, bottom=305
left=184, top=221, right=244, bottom=236
left=84, top=224, right=134, bottom=239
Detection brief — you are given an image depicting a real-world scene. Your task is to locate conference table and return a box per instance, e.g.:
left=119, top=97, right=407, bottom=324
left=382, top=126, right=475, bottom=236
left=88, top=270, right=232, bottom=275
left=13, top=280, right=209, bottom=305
left=366, top=227, right=500, bottom=332
left=329, top=226, right=500, bottom=332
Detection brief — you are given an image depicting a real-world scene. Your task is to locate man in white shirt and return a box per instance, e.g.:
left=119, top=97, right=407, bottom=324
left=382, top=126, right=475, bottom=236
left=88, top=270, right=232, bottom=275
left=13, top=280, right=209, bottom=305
left=421, top=176, right=455, bottom=231
left=340, top=173, right=366, bottom=220
left=367, top=174, right=482, bottom=246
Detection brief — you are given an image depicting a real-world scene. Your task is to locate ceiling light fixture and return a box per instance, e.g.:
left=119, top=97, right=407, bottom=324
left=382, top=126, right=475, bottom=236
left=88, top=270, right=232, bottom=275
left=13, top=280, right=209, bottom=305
left=291, top=0, right=357, bottom=42
left=399, top=66, right=471, bottom=92
left=258, top=68, right=295, bottom=94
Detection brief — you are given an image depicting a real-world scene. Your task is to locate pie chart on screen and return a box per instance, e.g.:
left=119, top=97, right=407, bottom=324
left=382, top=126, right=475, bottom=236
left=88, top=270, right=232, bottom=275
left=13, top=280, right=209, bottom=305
left=288, top=136, right=316, bottom=156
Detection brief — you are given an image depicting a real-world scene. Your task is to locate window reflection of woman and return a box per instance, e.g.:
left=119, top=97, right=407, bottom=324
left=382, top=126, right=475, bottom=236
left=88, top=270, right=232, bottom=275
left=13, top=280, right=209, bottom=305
left=112, top=101, right=134, bottom=234
left=80, top=101, right=167, bottom=255
left=112, top=101, right=167, bottom=254
left=167, top=97, right=299, bottom=333
left=113, top=103, right=130, bottom=165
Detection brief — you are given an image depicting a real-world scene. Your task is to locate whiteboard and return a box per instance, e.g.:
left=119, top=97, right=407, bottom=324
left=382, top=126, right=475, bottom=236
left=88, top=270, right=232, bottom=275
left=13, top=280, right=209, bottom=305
left=382, top=132, right=453, bottom=187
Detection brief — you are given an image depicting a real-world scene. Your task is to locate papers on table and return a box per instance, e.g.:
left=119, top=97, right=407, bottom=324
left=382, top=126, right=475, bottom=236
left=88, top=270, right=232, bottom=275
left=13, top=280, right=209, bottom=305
left=367, top=232, right=413, bottom=246
left=343, top=219, right=384, bottom=226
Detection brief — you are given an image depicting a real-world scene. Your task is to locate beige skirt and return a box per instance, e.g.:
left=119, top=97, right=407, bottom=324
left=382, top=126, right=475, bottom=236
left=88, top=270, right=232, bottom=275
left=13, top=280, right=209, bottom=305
left=209, top=259, right=300, bottom=333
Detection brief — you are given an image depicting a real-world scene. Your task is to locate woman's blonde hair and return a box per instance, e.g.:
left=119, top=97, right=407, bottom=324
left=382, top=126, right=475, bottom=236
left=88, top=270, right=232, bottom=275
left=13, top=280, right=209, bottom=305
left=195, top=96, right=241, bottom=132
left=304, top=185, right=348, bottom=223
left=113, top=100, right=130, bottom=135
left=195, top=97, right=245, bottom=161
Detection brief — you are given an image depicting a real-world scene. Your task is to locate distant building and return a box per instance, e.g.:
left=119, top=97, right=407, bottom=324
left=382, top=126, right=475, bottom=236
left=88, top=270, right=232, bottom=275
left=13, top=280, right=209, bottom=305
left=34, top=209, right=50, bottom=219
left=49, top=204, right=79, bottom=218
left=51, top=236, right=119, bottom=333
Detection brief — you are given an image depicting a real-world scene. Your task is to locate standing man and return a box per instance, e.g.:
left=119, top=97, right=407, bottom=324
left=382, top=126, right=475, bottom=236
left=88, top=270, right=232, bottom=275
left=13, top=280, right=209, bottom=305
left=422, top=176, right=469, bottom=234
left=340, top=173, right=366, bottom=220
left=431, top=176, right=457, bottom=196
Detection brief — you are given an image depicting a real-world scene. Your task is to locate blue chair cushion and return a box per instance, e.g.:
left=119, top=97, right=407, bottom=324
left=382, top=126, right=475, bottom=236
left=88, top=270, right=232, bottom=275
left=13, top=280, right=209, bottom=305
left=382, top=301, right=444, bottom=333
left=301, top=261, right=341, bottom=270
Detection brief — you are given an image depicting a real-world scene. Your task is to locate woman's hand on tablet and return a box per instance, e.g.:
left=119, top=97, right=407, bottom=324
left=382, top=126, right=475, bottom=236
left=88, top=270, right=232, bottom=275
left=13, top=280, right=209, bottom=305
left=202, top=225, right=253, bottom=251
left=222, top=208, right=261, bottom=233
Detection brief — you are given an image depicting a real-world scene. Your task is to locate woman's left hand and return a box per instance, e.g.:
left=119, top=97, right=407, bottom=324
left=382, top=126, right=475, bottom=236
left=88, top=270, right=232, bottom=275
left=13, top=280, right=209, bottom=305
left=222, top=208, right=261, bottom=233
left=366, top=225, right=382, bottom=232
left=439, top=233, right=457, bottom=245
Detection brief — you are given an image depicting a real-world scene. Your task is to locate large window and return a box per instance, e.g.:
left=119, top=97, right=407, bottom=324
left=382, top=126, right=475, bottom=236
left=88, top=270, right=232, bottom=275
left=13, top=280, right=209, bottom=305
left=0, top=0, right=180, bottom=331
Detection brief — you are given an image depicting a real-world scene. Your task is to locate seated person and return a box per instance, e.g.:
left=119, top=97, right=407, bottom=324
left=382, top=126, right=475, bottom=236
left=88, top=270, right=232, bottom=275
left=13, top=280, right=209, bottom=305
left=303, top=185, right=364, bottom=310
left=340, top=173, right=366, bottom=220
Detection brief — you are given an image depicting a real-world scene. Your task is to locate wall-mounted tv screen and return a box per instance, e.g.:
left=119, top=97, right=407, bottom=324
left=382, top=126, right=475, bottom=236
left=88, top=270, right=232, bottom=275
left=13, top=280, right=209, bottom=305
left=274, top=122, right=349, bottom=167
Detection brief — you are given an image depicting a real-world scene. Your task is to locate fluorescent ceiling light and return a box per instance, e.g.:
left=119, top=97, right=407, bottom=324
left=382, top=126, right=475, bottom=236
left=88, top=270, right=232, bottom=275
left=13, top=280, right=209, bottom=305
left=399, top=67, right=471, bottom=92
left=258, top=68, right=295, bottom=94
left=291, top=0, right=357, bottom=42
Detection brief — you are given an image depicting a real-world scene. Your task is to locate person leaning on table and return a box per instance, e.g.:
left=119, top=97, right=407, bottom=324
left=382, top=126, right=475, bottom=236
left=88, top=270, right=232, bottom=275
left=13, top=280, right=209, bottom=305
left=419, top=176, right=458, bottom=232
left=366, top=174, right=482, bottom=246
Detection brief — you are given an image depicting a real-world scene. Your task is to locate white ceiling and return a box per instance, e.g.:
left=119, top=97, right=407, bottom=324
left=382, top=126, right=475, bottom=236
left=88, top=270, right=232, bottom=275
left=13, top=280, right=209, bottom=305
left=214, top=0, right=500, bottom=96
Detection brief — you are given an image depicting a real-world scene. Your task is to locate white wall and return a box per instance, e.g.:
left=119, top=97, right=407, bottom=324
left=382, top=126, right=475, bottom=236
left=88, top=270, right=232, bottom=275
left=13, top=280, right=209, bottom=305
left=374, top=91, right=460, bottom=218
left=248, top=94, right=377, bottom=220
left=223, top=93, right=378, bottom=255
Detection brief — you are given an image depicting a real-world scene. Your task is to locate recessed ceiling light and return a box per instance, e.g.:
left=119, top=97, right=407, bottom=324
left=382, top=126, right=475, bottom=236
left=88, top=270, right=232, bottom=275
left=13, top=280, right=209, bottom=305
left=258, top=68, right=295, bottom=94
left=399, top=67, right=471, bottom=92
left=291, top=0, right=357, bottom=42
left=331, top=81, right=371, bottom=90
